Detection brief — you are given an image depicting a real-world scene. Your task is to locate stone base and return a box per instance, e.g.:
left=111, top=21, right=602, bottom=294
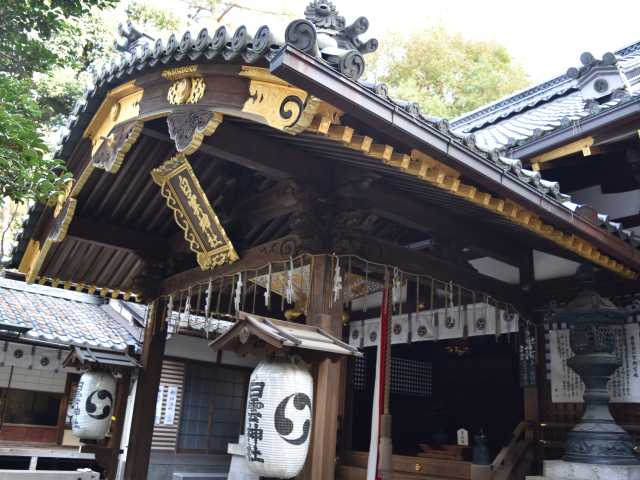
left=227, top=435, right=259, bottom=480
left=537, top=460, right=640, bottom=480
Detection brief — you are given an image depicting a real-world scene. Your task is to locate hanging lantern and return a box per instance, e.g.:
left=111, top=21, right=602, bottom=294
left=72, top=371, right=117, bottom=440
left=245, top=357, right=313, bottom=479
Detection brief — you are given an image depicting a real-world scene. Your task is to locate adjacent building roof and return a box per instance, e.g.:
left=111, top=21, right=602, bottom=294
left=0, top=277, right=140, bottom=351
left=451, top=40, right=640, bottom=152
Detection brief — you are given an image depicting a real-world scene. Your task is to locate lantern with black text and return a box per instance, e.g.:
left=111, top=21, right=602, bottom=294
left=245, top=357, right=313, bottom=478
left=72, top=371, right=117, bottom=440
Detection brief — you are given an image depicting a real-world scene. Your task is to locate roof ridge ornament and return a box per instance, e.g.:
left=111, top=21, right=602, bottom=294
left=566, top=51, right=629, bottom=101
left=285, top=0, right=378, bottom=81
left=114, top=20, right=154, bottom=54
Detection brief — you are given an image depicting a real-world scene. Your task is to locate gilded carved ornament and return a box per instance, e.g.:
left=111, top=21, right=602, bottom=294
left=75, top=83, right=145, bottom=202
left=239, top=66, right=322, bottom=134
left=167, top=110, right=224, bottom=155
left=151, top=153, right=239, bottom=270
left=162, top=65, right=206, bottom=105
left=167, top=77, right=206, bottom=105
left=19, top=197, right=77, bottom=283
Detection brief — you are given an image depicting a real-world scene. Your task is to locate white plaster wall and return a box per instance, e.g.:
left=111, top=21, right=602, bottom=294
left=533, top=250, right=580, bottom=281
left=0, top=366, right=66, bottom=393
left=468, top=257, right=520, bottom=284
left=164, top=334, right=259, bottom=367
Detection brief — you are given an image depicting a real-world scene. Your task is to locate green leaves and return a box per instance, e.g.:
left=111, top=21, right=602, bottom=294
left=367, top=26, right=530, bottom=118
left=0, top=0, right=116, bottom=204
left=0, top=75, right=68, bottom=203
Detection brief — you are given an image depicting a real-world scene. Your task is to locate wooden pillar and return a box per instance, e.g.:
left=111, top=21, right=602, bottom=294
left=124, top=298, right=167, bottom=480
left=104, top=372, right=131, bottom=479
left=520, top=249, right=543, bottom=472
left=305, top=255, right=344, bottom=480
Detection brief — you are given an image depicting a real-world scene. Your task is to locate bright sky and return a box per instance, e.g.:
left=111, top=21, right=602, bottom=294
left=159, top=0, right=640, bottom=84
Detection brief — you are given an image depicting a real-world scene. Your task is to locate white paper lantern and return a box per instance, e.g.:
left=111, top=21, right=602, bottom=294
left=245, top=358, right=313, bottom=479
left=72, top=371, right=116, bottom=440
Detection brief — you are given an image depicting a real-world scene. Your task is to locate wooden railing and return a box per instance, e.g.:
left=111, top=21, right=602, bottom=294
left=470, top=421, right=535, bottom=480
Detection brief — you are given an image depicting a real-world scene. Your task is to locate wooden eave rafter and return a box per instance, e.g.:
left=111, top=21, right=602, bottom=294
left=528, top=136, right=595, bottom=171
left=17, top=60, right=640, bottom=296
left=269, top=46, right=640, bottom=279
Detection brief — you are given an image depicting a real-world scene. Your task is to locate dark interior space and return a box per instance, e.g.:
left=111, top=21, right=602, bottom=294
left=350, top=335, right=523, bottom=460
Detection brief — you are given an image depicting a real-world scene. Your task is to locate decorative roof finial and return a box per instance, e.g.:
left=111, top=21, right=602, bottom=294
left=114, top=20, right=155, bottom=54
left=566, top=51, right=627, bottom=101
left=285, top=1, right=378, bottom=81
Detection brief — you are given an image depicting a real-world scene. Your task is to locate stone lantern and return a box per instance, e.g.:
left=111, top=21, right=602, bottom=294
left=552, top=264, right=638, bottom=466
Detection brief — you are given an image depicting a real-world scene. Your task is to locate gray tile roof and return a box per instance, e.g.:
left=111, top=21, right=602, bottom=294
left=451, top=40, right=640, bottom=151
left=0, top=277, right=140, bottom=351
left=465, top=89, right=638, bottom=152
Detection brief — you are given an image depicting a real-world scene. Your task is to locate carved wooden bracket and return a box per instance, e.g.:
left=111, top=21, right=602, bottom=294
left=167, top=109, right=224, bottom=155
left=151, top=153, right=239, bottom=270
left=240, top=66, right=321, bottom=134
left=19, top=198, right=77, bottom=283
left=92, top=120, right=143, bottom=173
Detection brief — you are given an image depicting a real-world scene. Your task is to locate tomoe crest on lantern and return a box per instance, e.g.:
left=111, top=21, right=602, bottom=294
left=72, top=371, right=117, bottom=440
left=245, top=357, right=313, bottom=478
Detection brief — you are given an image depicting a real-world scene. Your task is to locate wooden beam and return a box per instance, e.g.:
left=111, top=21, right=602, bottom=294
left=229, top=183, right=299, bottom=225
left=528, top=136, right=594, bottom=165
left=160, top=235, right=300, bottom=295
left=339, top=232, right=523, bottom=306
left=123, top=298, right=167, bottom=480
left=142, top=122, right=331, bottom=184
left=339, top=181, right=525, bottom=268
left=67, top=217, right=168, bottom=259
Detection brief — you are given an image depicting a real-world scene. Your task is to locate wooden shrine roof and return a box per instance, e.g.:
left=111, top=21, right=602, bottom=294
left=209, top=311, right=361, bottom=359
left=8, top=2, right=640, bottom=301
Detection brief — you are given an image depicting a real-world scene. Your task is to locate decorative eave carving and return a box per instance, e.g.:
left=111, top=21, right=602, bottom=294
left=167, top=109, right=224, bottom=155
left=84, top=84, right=144, bottom=156
left=240, top=66, right=322, bottom=134
left=151, top=153, right=239, bottom=270
left=92, top=120, right=143, bottom=173
left=18, top=198, right=77, bottom=283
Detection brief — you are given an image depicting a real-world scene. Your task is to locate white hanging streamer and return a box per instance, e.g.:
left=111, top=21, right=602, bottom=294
left=333, top=256, right=343, bottom=304
left=264, top=263, right=272, bottom=308
left=204, top=279, right=212, bottom=317
left=184, top=288, right=192, bottom=329
left=166, top=294, right=175, bottom=339
left=285, top=257, right=294, bottom=305
left=234, top=273, right=243, bottom=313
left=392, top=267, right=402, bottom=310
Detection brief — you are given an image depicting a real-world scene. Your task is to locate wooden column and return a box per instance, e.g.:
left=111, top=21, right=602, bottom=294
left=105, top=372, right=131, bottom=479
left=305, top=255, right=344, bottom=480
left=123, top=298, right=167, bottom=480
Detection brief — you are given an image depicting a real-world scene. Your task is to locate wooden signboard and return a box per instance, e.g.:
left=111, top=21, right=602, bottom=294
left=152, top=153, right=238, bottom=270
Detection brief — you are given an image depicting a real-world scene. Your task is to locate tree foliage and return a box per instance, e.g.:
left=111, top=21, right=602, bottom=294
left=367, top=26, right=530, bottom=118
left=0, top=0, right=117, bottom=204
left=0, top=0, right=116, bottom=77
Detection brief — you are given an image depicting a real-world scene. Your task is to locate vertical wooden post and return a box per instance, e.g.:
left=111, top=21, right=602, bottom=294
left=104, top=371, right=131, bottom=479
left=124, top=298, right=167, bottom=480
left=305, top=255, right=344, bottom=480
left=520, top=249, right=542, bottom=471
